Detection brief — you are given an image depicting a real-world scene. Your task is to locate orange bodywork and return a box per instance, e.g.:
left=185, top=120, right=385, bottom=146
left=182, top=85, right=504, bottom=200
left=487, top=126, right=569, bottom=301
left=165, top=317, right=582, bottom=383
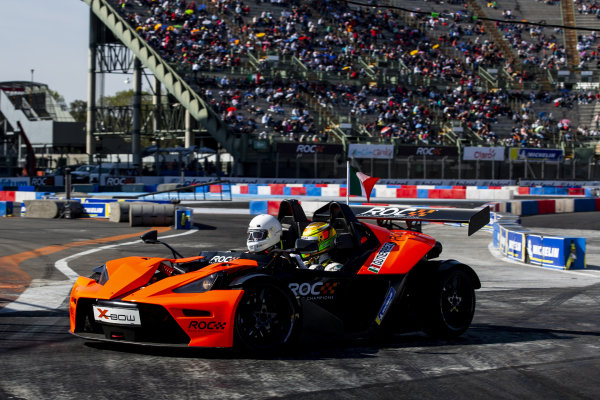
left=358, top=223, right=436, bottom=275
left=69, top=257, right=259, bottom=347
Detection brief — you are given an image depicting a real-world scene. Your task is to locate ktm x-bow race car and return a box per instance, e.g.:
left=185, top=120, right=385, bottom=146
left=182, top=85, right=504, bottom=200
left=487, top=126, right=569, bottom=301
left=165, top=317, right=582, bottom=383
left=69, top=200, right=489, bottom=352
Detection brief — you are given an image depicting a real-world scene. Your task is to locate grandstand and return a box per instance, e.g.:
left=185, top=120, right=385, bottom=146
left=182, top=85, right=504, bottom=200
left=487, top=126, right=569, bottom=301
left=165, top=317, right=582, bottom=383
left=28, top=1, right=600, bottom=179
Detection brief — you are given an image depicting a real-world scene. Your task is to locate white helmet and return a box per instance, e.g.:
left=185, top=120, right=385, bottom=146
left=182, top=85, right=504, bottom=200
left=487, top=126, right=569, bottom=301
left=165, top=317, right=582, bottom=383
left=247, top=214, right=283, bottom=252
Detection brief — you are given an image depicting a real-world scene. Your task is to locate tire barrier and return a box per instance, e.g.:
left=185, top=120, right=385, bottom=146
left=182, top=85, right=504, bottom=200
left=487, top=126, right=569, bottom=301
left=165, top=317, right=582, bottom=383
left=492, top=215, right=586, bottom=270
left=23, top=200, right=84, bottom=219
left=129, top=203, right=175, bottom=227
left=108, top=201, right=148, bottom=223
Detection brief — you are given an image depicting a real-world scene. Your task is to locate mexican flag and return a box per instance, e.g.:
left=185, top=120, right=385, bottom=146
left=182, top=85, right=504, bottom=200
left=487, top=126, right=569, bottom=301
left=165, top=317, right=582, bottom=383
left=248, top=72, right=261, bottom=83
left=347, top=161, right=379, bottom=204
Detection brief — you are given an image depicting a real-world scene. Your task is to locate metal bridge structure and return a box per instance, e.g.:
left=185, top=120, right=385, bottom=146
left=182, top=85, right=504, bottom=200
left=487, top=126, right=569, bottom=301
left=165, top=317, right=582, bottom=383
left=82, top=0, right=259, bottom=175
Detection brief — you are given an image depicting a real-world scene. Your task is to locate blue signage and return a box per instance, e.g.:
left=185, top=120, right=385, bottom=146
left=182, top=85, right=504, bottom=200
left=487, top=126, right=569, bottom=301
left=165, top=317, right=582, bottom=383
left=176, top=209, right=193, bottom=229
left=82, top=203, right=108, bottom=218
left=510, top=148, right=563, bottom=161
left=493, top=223, right=500, bottom=248
left=526, top=235, right=586, bottom=270
left=506, top=230, right=526, bottom=262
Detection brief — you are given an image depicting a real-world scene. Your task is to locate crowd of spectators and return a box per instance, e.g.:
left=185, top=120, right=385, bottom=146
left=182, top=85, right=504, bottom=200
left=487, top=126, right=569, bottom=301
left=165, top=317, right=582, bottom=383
left=112, top=0, right=600, bottom=149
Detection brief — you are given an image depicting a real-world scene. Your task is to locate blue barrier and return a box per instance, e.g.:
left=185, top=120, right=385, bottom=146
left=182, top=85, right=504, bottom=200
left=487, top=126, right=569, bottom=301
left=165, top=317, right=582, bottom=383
left=506, top=230, right=526, bottom=262
left=493, top=223, right=500, bottom=248
left=82, top=203, right=108, bottom=218
left=493, top=221, right=586, bottom=270
left=175, top=209, right=193, bottom=229
left=574, top=198, right=596, bottom=212
left=417, top=189, right=429, bottom=198
left=529, top=187, right=544, bottom=195
left=520, top=200, right=539, bottom=215
left=305, top=186, right=322, bottom=196
left=0, top=201, right=13, bottom=216
left=526, top=235, right=586, bottom=270
left=249, top=201, right=268, bottom=215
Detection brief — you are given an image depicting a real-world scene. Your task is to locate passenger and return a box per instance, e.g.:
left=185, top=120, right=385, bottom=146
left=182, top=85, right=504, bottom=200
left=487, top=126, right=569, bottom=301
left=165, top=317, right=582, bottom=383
left=246, top=214, right=283, bottom=253
left=299, top=222, right=342, bottom=271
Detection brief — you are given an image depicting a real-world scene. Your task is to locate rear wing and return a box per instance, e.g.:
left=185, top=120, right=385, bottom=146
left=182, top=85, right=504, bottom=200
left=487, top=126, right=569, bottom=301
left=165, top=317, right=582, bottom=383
left=351, top=205, right=490, bottom=236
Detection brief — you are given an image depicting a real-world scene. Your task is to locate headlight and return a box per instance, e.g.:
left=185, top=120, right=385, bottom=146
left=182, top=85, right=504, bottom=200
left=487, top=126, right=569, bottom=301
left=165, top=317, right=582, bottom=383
left=91, top=265, right=109, bottom=285
left=173, top=272, right=222, bottom=294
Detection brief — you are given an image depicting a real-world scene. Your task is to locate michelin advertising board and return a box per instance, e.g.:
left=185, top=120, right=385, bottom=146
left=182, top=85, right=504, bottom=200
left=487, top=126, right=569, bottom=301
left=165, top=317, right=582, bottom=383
left=526, top=235, right=586, bottom=270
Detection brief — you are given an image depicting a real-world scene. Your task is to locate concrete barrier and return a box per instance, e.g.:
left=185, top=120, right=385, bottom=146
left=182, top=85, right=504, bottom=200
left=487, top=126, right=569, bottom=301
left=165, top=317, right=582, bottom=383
left=23, top=200, right=83, bottom=219
left=129, top=203, right=175, bottom=227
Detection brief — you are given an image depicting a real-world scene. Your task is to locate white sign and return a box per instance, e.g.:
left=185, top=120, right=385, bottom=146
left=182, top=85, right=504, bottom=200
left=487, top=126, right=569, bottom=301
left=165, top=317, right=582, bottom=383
left=348, top=144, right=394, bottom=160
left=463, top=147, right=505, bottom=161
left=92, top=305, right=141, bottom=326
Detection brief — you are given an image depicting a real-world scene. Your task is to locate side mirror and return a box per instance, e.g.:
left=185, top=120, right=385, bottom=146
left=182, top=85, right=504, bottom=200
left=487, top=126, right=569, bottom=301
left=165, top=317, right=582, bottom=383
left=141, top=230, right=159, bottom=244
left=294, top=238, right=319, bottom=254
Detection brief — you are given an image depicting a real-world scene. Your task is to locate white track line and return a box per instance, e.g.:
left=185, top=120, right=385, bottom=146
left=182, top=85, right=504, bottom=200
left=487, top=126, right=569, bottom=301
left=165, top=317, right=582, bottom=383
left=0, top=229, right=198, bottom=313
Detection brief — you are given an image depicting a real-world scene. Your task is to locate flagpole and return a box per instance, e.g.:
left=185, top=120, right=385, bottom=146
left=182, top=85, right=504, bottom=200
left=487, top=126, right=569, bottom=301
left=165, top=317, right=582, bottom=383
left=346, top=160, right=350, bottom=205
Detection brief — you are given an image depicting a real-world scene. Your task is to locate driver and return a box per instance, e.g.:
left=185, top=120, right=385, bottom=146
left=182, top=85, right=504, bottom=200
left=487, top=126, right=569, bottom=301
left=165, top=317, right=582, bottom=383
left=246, top=214, right=283, bottom=253
left=299, top=222, right=342, bottom=271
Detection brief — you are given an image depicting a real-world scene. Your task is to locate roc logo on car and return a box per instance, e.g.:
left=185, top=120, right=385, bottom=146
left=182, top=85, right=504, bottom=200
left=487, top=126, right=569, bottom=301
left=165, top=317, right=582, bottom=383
left=188, top=321, right=227, bottom=330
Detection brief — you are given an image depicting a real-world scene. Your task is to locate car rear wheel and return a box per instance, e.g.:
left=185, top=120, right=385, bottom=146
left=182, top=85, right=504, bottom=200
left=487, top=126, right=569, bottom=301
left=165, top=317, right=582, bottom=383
left=234, top=281, right=300, bottom=353
left=425, top=269, right=476, bottom=338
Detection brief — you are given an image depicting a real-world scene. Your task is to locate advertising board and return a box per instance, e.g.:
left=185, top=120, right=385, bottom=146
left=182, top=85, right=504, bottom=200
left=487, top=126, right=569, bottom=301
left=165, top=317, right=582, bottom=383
left=526, top=235, right=586, bottom=269
left=509, top=148, right=563, bottom=161
left=348, top=144, right=394, bottom=159
left=396, top=146, right=458, bottom=157
left=277, top=143, right=343, bottom=155
left=506, top=230, right=526, bottom=262
left=463, top=147, right=505, bottom=161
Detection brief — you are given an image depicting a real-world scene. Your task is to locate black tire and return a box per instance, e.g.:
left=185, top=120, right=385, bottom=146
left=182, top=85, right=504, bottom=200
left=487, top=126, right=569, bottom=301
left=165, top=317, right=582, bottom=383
left=425, top=269, right=476, bottom=338
left=234, top=281, right=300, bottom=353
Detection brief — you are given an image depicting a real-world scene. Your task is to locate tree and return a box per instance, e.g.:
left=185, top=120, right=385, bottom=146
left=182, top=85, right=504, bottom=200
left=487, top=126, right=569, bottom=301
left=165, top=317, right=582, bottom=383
left=99, top=89, right=153, bottom=107
left=69, top=100, right=87, bottom=123
left=48, top=89, right=65, bottom=104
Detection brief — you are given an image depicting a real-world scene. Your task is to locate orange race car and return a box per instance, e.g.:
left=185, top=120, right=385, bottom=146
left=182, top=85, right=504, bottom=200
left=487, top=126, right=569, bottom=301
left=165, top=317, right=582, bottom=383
left=69, top=200, right=489, bottom=352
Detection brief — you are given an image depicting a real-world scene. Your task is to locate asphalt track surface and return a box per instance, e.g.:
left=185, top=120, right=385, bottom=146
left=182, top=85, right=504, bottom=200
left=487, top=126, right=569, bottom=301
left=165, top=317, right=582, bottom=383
left=1, top=207, right=600, bottom=399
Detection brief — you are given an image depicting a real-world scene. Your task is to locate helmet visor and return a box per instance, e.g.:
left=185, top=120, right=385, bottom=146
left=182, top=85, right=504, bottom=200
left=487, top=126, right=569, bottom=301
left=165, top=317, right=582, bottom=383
left=247, top=229, right=268, bottom=242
